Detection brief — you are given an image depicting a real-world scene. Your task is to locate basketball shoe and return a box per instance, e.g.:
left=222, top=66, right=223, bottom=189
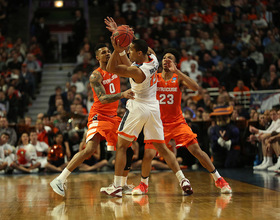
left=132, top=182, right=148, bottom=195
left=100, top=184, right=122, bottom=197
left=122, top=184, right=134, bottom=195
left=180, top=178, right=193, bottom=195
left=215, top=177, right=232, bottom=194
left=50, top=178, right=67, bottom=197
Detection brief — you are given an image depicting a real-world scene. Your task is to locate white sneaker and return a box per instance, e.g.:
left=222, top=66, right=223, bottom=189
left=255, top=161, right=272, bottom=170
left=50, top=178, right=66, bottom=197
left=122, top=184, right=134, bottom=195
left=100, top=184, right=122, bottom=197
left=267, top=163, right=280, bottom=171
left=259, top=162, right=273, bottom=170
left=253, top=161, right=266, bottom=170
left=180, top=178, right=193, bottom=195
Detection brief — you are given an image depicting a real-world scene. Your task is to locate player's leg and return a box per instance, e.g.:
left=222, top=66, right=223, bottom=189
left=100, top=136, right=132, bottom=197
left=50, top=134, right=100, bottom=197
left=188, top=143, right=232, bottom=193
left=132, top=147, right=156, bottom=195
left=152, top=142, right=193, bottom=195
left=122, top=147, right=135, bottom=195
left=188, top=143, right=215, bottom=171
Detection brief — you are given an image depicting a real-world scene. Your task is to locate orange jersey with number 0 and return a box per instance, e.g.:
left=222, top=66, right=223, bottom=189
left=88, top=67, right=120, bottom=119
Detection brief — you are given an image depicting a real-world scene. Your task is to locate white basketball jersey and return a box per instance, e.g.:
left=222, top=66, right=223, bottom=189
left=130, top=53, right=159, bottom=102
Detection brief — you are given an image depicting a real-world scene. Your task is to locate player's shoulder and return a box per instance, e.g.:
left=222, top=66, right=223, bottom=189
left=89, top=69, right=103, bottom=81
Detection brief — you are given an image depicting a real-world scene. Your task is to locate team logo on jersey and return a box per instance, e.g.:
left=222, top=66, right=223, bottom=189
left=92, top=114, right=98, bottom=121
left=172, top=77, right=177, bottom=83
left=103, top=74, right=118, bottom=85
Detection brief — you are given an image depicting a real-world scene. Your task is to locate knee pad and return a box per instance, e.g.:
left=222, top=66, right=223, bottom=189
left=124, top=147, right=134, bottom=170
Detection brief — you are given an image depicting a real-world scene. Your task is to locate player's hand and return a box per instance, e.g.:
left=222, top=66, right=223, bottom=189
left=110, top=36, right=128, bottom=53
left=121, top=89, right=135, bottom=99
left=164, top=58, right=177, bottom=72
left=104, top=17, right=117, bottom=32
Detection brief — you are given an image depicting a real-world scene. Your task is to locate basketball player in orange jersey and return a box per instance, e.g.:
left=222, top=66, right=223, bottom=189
left=131, top=49, right=232, bottom=195
left=100, top=26, right=194, bottom=197
left=50, top=44, right=135, bottom=197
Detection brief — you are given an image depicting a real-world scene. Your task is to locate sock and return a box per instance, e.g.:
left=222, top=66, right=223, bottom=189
left=114, top=175, right=122, bottom=187
left=267, top=157, right=273, bottom=164
left=259, top=157, right=267, bottom=166
left=210, top=169, right=221, bottom=181
left=277, top=156, right=280, bottom=165
left=57, top=168, right=71, bottom=183
left=175, top=170, right=185, bottom=183
left=141, top=176, right=149, bottom=186
left=121, top=176, right=127, bottom=187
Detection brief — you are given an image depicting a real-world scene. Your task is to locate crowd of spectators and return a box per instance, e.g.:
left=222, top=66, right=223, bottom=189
left=2, top=0, right=280, bottom=174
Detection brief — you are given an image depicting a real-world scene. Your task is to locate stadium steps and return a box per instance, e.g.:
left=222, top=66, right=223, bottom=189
left=88, top=4, right=109, bottom=43
left=26, top=63, right=75, bottom=123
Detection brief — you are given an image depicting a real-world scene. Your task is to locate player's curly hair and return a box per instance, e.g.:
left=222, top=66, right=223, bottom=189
left=162, top=48, right=181, bottom=64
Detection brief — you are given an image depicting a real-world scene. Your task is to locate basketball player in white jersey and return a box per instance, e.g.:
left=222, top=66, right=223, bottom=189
left=100, top=36, right=193, bottom=197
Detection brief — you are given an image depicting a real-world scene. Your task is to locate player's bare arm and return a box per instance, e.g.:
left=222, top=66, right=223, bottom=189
left=107, top=53, right=145, bottom=83
left=90, top=71, right=134, bottom=104
left=166, top=58, right=199, bottom=91
left=107, top=37, right=145, bottom=83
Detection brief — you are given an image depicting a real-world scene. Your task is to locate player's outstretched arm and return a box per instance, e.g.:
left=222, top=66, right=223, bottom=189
left=90, top=71, right=134, bottom=104
left=166, top=58, right=199, bottom=91
left=104, top=16, right=117, bottom=32
left=107, top=36, right=145, bottom=83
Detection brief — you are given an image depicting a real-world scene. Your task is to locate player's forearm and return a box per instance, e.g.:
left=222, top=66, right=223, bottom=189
left=117, top=50, right=132, bottom=66
left=107, top=51, right=119, bottom=73
left=99, top=92, right=123, bottom=104
left=176, top=69, right=199, bottom=91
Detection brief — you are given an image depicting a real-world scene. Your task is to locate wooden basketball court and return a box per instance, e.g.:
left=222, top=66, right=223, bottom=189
left=0, top=170, right=279, bottom=220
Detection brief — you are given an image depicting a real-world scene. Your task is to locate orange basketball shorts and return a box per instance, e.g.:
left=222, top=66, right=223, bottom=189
left=86, top=114, right=121, bottom=150
left=145, top=122, right=198, bottom=150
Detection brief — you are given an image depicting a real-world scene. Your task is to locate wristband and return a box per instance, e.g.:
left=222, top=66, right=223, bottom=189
left=119, top=50, right=126, bottom=56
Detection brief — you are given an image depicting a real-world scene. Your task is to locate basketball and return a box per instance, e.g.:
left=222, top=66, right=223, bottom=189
left=112, top=25, right=134, bottom=47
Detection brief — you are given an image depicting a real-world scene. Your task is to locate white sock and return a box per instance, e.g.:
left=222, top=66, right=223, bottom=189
left=114, top=175, right=122, bottom=187
left=260, top=157, right=267, bottom=166
left=175, top=170, right=185, bottom=183
left=276, top=156, right=280, bottom=165
left=211, top=169, right=221, bottom=181
left=57, top=168, right=71, bottom=183
left=121, top=176, right=127, bottom=186
left=267, top=157, right=273, bottom=165
left=141, top=177, right=149, bottom=186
